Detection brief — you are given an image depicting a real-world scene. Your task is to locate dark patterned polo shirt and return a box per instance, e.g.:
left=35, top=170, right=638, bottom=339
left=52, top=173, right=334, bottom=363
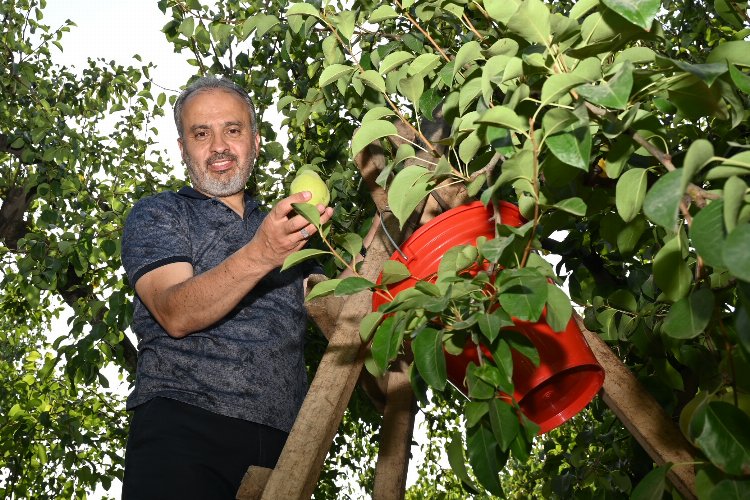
left=121, top=186, right=310, bottom=433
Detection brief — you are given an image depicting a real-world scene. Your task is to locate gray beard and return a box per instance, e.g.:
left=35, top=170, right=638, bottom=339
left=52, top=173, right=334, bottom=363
left=184, top=152, right=254, bottom=198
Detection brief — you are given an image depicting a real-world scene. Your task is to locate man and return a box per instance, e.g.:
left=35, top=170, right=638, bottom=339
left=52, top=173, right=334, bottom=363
left=120, top=76, right=333, bottom=499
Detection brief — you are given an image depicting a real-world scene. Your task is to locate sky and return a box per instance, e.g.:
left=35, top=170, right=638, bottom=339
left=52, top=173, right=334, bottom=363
left=43, top=0, right=195, bottom=168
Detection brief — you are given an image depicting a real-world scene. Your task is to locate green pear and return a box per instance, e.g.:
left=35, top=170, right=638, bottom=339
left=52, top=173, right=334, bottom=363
left=289, top=170, right=330, bottom=206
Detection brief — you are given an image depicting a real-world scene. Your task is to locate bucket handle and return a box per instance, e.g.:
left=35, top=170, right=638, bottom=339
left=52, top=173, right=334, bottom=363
left=379, top=207, right=409, bottom=261
left=379, top=192, right=451, bottom=262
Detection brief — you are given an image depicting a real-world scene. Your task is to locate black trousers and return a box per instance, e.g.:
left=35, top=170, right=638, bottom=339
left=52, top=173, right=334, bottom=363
left=122, top=397, right=288, bottom=500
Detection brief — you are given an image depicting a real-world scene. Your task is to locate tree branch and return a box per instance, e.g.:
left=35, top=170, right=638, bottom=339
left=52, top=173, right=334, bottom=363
left=584, top=102, right=719, bottom=209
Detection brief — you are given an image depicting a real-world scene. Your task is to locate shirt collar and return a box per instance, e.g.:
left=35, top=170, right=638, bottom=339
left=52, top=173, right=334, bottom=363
left=177, top=186, right=259, bottom=215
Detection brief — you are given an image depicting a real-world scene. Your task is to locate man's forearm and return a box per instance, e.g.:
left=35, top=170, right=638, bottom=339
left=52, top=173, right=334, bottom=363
left=144, top=241, right=275, bottom=338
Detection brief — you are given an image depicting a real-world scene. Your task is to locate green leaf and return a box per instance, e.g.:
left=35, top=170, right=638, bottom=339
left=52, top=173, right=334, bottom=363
left=670, top=59, right=728, bottom=87
left=466, top=363, right=498, bottom=399
left=286, top=3, right=321, bottom=19
left=336, top=232, right=363, bottom=261
left=397, top=74, right=424, bottom=105
left=362, top=106, right=395, bottom=122
left=570, top=0, right=599, bottom=19
left=351, top=120, right=399, bottom=156
left=545, top=283, right=573, bottom=332
left=419, top=88, right=442, bottom=120
left=477, top=105, right=529, bottom=132
left=255, top=14, right=280, bottom=37
left=467, top=424, right=505, bottom=496
left=282, top=248, right=330, bottom=271
left=506, top=0, right=551, bottom=46
left=379, top=51, right=415, bottom=74
left=488, top=398, right=520, bottom=452
left=478, top=313, right=500, bottom=344
left=544, top=112, right=591, bottom=171
left=682, top=139, right=714, bottom=190
left=653, top=235, right=692, bottom=302
left=707, top=40, right=750, bottom=66
left=458, top=130, right=482, bottom=164
left=498, top=269, right=548, bottom=321
left=360, top=311, right=383, bottom=342
left=370, top=316, right=403, bottom=374
left=692, top=200, right=727, bottom=268
left=614, top=46, right=657, bottom=65
left=394, top=143, right=416, bottom=166
left=369, top=4, right=399, bottom=22
left=453, top=40, right=485, bottom=80
left=662, top=288, right=715, bottom=339
left=618, top=216, right=648, bottom=254
left=291, top=202, right=322, bottom=227
left=8, top=403, right=25, bottom=419
left=541, top=73, right=587, bottom=105
left=412, top=328, right=447, bottom=390
left=605, top=135, right=636, bottom=179
left=178, top=17, right=195, bottom=37
left=715, top=0, right=747, bottom=28
left=729, top=64, right=750, bottom=94
left=388, top=166, right=434, bottom=228
left=306, top=278, right=341, bottom=301
left=408, top=53, right=441, bottom=77
left=466, top=402, right=490, bottom=428
left=601, top=0, right=659, bottom=31
left=575, top=61, right=633, bottom=110
left=446, top=433, right=480, bottom=493
left=355, top=69, right=386, bottom=93
left=486, top=342, right=514, bottom=394
left=335, top=276, right=376, bottom=295
left=667, top=76, right=723, bottom=122
left=709, top=478, right=750, bottom=499
left=692, top=401, right=750, bottom=475
left=724, top=176, right=747, bottom=233
left=484, top=0, right=521, bottom=24
left=553, top=197, right=587, bottom=216
left=630, top=464, right=672, bottom=500
left=616, top=168, right=648, bottom=222
left=643, top=169, right=683, bottom=229
left=381, top=260, right=411, bottom=286
left=723, top=224, right=750, bottom=282
left=319, top=63, right=354, bottom=87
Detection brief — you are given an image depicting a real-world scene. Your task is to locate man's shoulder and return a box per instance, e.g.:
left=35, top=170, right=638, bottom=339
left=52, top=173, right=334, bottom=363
left=133, top=190, right=182, bottom=207
left=130, top=190, right=192, bottom=216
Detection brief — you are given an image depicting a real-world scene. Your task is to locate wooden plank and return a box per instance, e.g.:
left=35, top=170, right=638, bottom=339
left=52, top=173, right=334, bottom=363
left=256, top=231, right=395, bottom=499
left=577, top=316, right=697, bottom=499
left=372, top=360, right=417, bottom=500
left=236, top=466, right=272, bottom=500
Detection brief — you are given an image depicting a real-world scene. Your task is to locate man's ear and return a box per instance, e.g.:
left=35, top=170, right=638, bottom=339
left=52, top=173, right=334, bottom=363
left=177, top=137, right=184, bottom=158
left=254, top=132, right=260, bottom=152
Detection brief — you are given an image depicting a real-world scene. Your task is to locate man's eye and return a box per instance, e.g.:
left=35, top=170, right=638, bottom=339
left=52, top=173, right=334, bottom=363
left=195, top=131, right=208, bottom=139
left=228, top=128, right=241, bottom=136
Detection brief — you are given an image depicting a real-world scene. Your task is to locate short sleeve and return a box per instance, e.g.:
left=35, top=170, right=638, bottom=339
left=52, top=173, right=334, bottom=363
left=121, top=193, right=192, bottom=287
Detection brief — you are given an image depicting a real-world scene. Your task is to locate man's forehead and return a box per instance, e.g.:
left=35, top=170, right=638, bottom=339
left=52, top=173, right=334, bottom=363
left=182, top=88, right=248, bottom=111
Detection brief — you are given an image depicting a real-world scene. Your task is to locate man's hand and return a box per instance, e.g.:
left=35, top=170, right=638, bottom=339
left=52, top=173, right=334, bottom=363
left=251, top=191, right=334, bottom=268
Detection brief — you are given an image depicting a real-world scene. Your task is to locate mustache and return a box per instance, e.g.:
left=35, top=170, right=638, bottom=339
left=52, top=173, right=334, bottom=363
left=207, top=152, right=238, bottom=164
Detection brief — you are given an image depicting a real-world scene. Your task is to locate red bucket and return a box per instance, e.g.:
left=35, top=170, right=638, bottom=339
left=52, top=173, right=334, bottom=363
left=372, top=201, right=604, bottom=434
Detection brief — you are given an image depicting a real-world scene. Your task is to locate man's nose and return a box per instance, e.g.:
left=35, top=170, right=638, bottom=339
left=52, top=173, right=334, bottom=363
left=210, top=132, right=229, bottom=152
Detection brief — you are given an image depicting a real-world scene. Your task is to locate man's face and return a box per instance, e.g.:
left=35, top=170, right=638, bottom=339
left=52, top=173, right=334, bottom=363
left=177, top=89, right=259, bottom=198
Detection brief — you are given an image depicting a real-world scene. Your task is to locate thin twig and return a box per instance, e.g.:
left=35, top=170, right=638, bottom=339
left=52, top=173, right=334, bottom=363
left=395, top=0, right=450, bottom=62
left=584, top=102, right=719, bottom=209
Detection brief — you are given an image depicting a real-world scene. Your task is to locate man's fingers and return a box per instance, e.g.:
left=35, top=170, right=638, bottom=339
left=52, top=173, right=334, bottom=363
left=272, top=192, right=313, bottom=219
